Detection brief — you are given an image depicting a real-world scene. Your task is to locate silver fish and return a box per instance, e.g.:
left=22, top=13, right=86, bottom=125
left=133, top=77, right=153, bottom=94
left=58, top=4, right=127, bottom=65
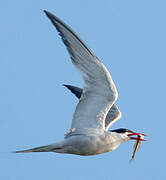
left=131, top=134, right=145, bottom=161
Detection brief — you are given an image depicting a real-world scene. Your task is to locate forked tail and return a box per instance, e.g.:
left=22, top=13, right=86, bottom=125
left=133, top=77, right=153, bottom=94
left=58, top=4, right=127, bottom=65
left=15, top=143, right=64, bottom=153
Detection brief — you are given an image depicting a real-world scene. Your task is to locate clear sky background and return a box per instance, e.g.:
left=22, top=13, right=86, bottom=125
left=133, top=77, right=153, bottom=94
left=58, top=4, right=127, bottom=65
left=0, top=0, right=166, bottom=179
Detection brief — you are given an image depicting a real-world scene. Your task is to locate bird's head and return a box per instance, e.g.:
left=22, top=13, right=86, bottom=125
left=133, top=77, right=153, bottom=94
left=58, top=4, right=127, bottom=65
left=111, top=128, right=147, bottom=160
left=111, top=128, right=146, bottom=142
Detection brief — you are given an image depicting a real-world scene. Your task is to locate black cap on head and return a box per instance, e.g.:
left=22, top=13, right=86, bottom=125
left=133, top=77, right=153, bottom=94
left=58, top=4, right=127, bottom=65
left=111, top=128, right=133, bottom=134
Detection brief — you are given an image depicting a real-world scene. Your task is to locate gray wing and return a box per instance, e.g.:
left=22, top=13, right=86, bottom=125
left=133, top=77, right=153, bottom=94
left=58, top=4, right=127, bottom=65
left=64, top=85, right=121, bottom=130
left=44, top=11, right=118, bottom=130
left=104, top=104, right=122, bottom=130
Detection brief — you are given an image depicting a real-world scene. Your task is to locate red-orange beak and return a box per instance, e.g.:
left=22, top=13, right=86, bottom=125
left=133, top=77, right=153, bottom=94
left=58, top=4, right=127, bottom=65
left=127, top=132, right=147, bottom=141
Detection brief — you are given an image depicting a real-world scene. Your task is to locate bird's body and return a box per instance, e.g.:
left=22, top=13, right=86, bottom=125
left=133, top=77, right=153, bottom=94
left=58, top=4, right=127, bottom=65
left=16, top=10, right=146, bottom=159
left=17, top=128, right=128, bottom=156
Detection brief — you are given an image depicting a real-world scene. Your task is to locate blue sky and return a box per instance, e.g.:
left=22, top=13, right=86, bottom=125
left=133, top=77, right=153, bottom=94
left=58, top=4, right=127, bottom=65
left=0, top=0, right=166, bottom=179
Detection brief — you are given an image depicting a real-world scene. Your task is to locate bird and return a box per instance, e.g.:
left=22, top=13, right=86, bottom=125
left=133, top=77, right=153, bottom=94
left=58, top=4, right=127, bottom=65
left=15, top=10, right=146, bottom=158
left=62, top=84, right=146, bottom=160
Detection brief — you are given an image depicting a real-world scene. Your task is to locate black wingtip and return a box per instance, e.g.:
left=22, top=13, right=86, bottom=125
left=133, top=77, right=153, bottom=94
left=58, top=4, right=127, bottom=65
left=43, top=10, right=55, bottom=20
left=63, top=84, right=75, bottom=92
left=62, top=84, right=82, bottom=99
left=43, top=10, right=47, bottom=15
left=63, top=84, right=70, bottom=88
left=63, top=84, right=75, bottom=91
left=43, top=10, right=49, bottom=14
left=44, top=10, right=50, bottom=17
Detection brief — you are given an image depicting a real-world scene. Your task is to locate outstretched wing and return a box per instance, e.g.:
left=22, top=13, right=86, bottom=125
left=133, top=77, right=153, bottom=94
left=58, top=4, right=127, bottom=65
left=64, top=85, right=121, bottom=130
left=44, top=11, right=118, bottom=130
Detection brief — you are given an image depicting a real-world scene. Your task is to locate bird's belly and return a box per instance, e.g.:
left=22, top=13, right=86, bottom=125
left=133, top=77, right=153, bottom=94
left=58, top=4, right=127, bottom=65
left=64, top=134, right=118, bottom=156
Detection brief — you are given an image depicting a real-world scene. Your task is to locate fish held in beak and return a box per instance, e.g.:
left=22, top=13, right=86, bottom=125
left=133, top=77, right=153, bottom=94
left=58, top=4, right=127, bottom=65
left=127, top=132, right=147, bottom=161
left=127, top=132, right=147, bottom=141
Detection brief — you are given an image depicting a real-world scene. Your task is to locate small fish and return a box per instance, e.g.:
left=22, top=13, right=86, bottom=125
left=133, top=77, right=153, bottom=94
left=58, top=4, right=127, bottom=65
left=131, top=134, right=145, bottom=161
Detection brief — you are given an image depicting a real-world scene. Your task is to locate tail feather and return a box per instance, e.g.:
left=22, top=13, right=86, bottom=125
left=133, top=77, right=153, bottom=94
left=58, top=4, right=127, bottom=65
left=15, top=144, right=63, bottom=153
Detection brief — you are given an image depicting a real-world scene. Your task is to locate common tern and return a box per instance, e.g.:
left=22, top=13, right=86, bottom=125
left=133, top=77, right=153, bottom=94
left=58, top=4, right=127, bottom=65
left=63, top=85, right=146, bottom=159
left=16, top=10, right=146, bottom=158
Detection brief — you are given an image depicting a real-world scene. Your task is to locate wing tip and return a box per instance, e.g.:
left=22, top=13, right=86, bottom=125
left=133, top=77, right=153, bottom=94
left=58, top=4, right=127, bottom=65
left=44, top=10, right=57, bottom=21
left=43, top=10, right=49, bottom=15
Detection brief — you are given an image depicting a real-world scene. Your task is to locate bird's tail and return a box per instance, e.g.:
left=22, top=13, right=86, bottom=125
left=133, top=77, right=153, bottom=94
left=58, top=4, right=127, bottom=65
left=15, top=143, right=64, bottom=153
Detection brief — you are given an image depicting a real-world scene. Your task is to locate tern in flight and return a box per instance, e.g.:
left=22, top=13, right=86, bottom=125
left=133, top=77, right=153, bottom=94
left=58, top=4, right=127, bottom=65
left=16, top=10, right=146, bottom=159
